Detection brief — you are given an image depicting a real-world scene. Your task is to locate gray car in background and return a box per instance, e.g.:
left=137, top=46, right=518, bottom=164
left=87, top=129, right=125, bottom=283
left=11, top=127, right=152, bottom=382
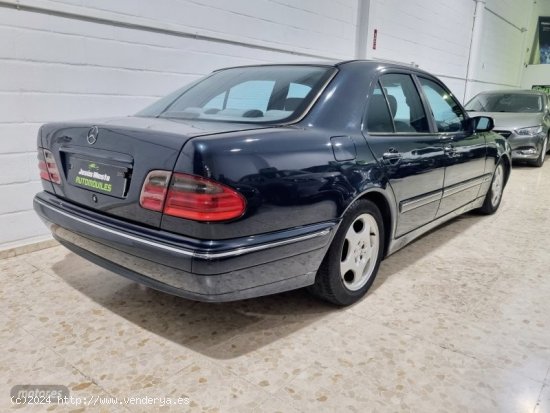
left=465, top=90, right=550, bottom=167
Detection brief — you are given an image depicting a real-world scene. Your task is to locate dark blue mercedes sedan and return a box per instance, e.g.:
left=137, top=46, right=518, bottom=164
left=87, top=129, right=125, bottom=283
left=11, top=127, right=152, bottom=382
left=34, top=60, right=511, bottom=306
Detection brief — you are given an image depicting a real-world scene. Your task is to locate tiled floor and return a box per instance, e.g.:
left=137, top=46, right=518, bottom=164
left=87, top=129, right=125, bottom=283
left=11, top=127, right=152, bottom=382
left=2, top=164, right=550, bottom=413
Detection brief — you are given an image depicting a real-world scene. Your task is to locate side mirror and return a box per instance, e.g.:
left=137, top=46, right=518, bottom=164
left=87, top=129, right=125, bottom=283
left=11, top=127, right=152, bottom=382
left=471, top=116, right=494, bottom=133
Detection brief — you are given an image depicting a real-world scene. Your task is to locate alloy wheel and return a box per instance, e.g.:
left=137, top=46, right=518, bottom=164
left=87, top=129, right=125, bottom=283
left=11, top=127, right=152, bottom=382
left=340, top=213, right=380, bottom=291
left=491, top=164, right=504, bottom=207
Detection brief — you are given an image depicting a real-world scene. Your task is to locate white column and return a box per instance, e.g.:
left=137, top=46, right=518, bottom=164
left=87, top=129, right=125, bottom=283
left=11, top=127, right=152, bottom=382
left=355, top=0, right=371, bottom=59
left=464, top=0, right=486, bottom=102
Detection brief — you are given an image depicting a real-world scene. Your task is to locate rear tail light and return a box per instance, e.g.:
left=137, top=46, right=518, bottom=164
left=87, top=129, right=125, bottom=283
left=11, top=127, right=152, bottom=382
left=139, top=170, right=172, bottom=212
left=165, top=173, right=246, bottom=221
left=38, top=149, right=61, bottom=184
left=38, top=158, right=49, bottom=181
left=140, top=171, right=246, bottom=221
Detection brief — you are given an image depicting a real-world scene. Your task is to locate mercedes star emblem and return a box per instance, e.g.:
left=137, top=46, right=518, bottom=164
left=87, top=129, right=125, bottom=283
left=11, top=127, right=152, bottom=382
left=87, top=126, right=99, bottom=145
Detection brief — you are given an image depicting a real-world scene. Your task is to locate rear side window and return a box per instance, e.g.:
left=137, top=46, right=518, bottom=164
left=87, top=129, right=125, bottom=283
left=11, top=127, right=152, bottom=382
left=419, top=77, right=465, bottom=132
left=379, top=74, right=430, bottom=133
left=137, top=65, right=335, bottom=123
left=366, top=83, right=394, bottom=133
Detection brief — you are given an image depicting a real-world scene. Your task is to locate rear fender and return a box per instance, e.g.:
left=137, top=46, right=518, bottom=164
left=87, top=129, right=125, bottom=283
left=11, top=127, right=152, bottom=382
left=164, top=127, right=386, bottom=240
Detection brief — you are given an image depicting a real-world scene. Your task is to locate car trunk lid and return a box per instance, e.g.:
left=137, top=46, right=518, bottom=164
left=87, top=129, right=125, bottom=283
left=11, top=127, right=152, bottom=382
left=40, top=116, right=272, bottom=228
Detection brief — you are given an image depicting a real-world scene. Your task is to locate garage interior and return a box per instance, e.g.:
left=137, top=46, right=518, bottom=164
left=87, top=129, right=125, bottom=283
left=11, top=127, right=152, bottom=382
left=1, top=0, right=550, bottom=412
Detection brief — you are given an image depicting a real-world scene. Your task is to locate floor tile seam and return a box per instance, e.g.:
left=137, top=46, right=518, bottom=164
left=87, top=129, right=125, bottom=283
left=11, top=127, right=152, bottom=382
left=534, top=382, right=547, bottom=413
left=18, top=323, right=136, bottom=412
left=353, top=311, right=550, bottom=386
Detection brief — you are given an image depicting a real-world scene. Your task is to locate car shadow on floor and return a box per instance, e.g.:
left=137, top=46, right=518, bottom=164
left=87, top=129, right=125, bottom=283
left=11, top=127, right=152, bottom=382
left=51, top=212, right=481, bottom=359
left=367, top=212, right=482, bottom=294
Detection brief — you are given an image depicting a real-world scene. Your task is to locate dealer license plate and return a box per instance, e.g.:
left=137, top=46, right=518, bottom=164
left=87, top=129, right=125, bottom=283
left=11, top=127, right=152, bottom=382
left=68, top=157, right=128, bottom=198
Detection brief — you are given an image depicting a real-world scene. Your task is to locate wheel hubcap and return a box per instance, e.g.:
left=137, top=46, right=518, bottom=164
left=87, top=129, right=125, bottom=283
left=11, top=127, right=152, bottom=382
left=340, top=213, right=380, bottom=291
left=491, top=164, right=504, bottom=207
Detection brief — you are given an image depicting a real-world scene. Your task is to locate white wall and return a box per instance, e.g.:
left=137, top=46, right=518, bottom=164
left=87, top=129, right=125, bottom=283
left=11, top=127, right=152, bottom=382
left=363, top=0, right=533, bottom=102
left=465, top=0, right=533, bottom=99
left=364, top=0, right=475, bottom=99
left=0, top=0, right=537, bottom=249
left=0, top=0, right=358, bottom=249
left=522, top=64, right=550, bottom=88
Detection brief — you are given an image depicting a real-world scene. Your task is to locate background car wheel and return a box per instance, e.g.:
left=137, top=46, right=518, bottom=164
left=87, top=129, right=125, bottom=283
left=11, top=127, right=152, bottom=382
left=308, top=199, right=385, bottom=306
left=533, top=136, right=548, bottom=167
left=478, top=162, right=505, bottom=215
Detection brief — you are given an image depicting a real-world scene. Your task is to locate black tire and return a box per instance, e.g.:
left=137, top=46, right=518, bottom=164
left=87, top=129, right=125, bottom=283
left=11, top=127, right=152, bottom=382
left=308, top=199, right=385, bottom=306
left=532, top=136, right=548, bottom=167
left=478, top=162, right=506, bottom=215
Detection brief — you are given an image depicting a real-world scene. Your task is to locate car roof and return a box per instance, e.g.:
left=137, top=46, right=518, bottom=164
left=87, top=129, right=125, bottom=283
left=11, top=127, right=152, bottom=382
left=212, top=61, right=339, bottom=71
left=213, top=59, right=430, bottom=74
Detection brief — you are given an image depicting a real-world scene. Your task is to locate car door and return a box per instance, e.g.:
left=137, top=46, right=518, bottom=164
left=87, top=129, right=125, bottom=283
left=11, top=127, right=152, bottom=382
left=416, top=76, right=487, bottom=218
left=363, top=73, right=446, bottom=237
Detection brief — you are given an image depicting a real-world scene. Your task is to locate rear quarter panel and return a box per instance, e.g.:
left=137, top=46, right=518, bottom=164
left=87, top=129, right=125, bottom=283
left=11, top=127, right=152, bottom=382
left=163, top=126, right=386, bottom=239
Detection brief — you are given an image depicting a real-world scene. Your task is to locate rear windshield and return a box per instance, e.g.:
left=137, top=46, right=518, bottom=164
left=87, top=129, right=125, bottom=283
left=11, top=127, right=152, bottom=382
left=137, top=65, right=336, bottom=123
left=465, top=93, right=543, bottom=113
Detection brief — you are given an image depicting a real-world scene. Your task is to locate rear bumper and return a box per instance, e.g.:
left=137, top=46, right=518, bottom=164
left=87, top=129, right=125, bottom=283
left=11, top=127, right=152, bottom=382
left=33, top=192, right=336, bottom=302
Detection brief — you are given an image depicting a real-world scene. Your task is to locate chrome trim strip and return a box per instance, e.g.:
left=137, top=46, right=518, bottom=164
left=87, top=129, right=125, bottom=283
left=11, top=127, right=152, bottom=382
left=400, top=191, right=442, bottom=213
left=442, top=175, right=488, bottom=198
left=35, top=199, right=330, bottom=260
left=388, top=195, right=485, bottom=255
left=400, top=174, right=491, bottom=213
left=193, top=230, right=330, bottom=260
left=36, top=198, right=194, bottom=257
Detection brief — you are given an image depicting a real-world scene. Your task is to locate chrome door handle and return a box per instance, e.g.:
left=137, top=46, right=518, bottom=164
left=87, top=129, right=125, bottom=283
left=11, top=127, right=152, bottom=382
left=382, top=149, right=402, bottom=164
left=382, top=152, right=402, bottom=159
left=441, top=135, right=456, bottom=154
